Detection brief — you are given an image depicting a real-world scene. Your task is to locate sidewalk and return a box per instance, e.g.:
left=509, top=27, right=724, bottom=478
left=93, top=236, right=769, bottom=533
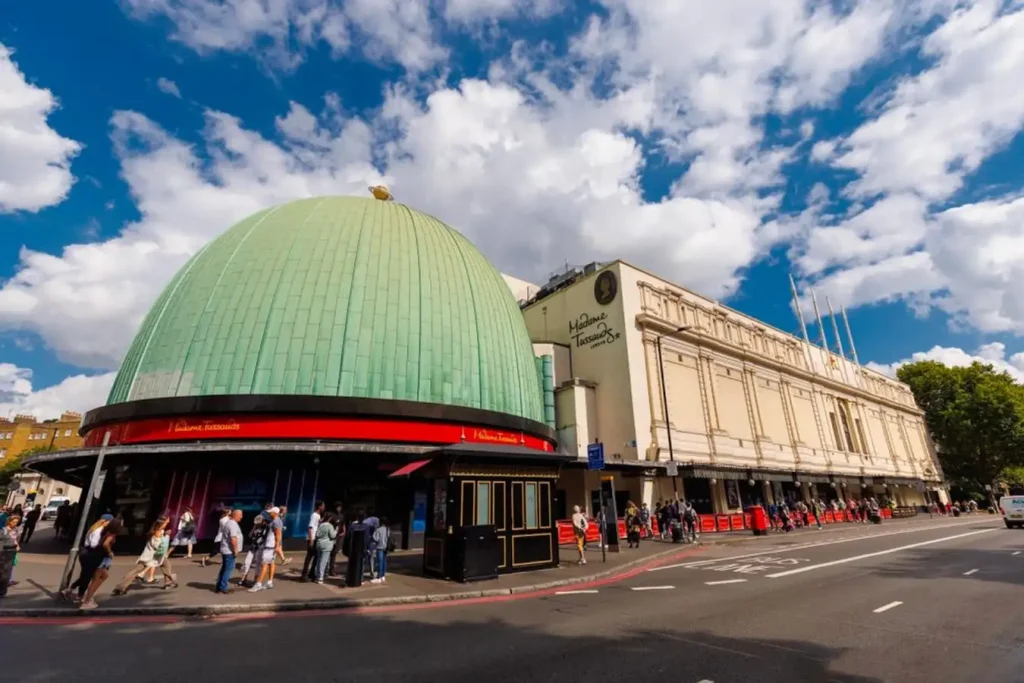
left=0, top=513, right=977, bottom=618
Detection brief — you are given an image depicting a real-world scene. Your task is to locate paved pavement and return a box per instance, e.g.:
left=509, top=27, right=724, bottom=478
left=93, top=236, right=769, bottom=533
left=5, top=514, right=1022, bottom=683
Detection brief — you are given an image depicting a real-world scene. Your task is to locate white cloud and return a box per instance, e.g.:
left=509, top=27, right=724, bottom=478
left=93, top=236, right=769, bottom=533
left=868, top=342, right=1024, bottom=383
left=443, top=0, right=563, bottom=23
left=15, top=0, right=1024, bottom=384
left=792, top=3, right=1024, bottom=330
left=0, top=44, right=81, bottom=213
left=0, top=363, right=114, bottom=420
left=835, top=1, right=1024, bottom=202
left=156, top=77, right=181, bottom=98
left=121, top=0, right=443, bottom=71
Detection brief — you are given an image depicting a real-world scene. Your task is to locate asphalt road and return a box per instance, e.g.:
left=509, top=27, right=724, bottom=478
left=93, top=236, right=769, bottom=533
left=6, top=517, right=1022, bottom=683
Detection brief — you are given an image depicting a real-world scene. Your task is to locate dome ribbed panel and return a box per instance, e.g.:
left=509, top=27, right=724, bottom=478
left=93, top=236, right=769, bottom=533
left=107, top=196, right=544, bottom=423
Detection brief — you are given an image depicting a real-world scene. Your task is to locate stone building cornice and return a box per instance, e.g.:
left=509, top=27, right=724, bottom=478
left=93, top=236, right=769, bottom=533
left=637, top=312, right=925, bottom=419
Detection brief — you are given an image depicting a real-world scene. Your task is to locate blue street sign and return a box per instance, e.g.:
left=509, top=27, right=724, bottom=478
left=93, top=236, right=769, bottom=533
left=587, top=442, right=605, bottom=470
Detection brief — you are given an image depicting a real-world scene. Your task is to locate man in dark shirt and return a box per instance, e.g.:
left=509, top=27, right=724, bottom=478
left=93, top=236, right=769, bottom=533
left=20, top=504, right=42, bottom=544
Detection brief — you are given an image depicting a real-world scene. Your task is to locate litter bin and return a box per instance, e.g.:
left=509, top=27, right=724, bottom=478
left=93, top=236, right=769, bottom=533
left=670, top=520, right=683, bottom=543
left=345, top=525, right=367, bottom=587
left=747, top=505, right=768, bottom=536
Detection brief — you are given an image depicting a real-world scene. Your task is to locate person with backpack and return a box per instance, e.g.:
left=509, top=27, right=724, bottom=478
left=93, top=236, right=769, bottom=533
left=682, top=501, right=698, bottom=542
left=238, top=512, right=269, bottom=587
left=370, top=517, right=393, bottom=584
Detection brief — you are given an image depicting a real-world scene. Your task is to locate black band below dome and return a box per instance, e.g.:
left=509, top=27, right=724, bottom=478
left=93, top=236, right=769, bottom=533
left=81, top=394, right=557, bottom=444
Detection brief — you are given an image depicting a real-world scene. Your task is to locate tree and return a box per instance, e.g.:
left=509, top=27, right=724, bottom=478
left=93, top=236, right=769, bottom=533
left=897, top=360, right=1024, bottom=500
left=0, top=445, right=53, bottom=492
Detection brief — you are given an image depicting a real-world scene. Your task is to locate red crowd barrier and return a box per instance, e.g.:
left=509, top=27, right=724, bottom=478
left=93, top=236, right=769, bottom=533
left=557, top=502, right=884, bottom=544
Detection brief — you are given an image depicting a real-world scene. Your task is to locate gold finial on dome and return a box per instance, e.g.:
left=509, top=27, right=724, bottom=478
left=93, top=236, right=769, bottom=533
left=369, top=185, right=394, bottom=201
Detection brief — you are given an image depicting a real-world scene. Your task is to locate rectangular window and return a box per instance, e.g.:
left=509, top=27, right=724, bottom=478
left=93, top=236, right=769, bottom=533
left=493, top=482, right=506, bottom=531
left=0, top=448, right=6, bottom=458
left=476, top=482, right=490, bottom=525
left=461, top=481, right=475, bottom=527
left=855, top=418, right=869, bottom=455
left=828, top=412, right=843, bottom=450
left=512, top=482, right=524, bottom=529
left=525, top=482, right=538, bottom=529
left=64, top=429, right=72, bottom=437
left=539, top=482, right=551, bottom=528
left=837, top=399, right=857, bottom=452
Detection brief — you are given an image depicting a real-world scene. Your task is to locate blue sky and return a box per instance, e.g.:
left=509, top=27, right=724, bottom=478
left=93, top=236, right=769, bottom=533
left=2, top=0, right=1024, bottom=417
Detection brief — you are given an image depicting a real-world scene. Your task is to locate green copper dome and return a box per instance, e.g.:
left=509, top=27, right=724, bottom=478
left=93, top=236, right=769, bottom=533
left=108, top=196, right=544, bottom=422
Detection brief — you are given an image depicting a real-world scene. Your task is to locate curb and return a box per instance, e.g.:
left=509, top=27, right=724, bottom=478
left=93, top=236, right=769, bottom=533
left=0, top=544, right=698, bottom=619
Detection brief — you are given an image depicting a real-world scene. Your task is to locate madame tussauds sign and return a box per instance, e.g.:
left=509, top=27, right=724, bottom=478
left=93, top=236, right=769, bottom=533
left=569, top=312, right=622, bottom=349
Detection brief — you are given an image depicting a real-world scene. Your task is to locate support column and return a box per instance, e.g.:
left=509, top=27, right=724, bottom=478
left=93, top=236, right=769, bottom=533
left=641, top=476, right=655, bottom=509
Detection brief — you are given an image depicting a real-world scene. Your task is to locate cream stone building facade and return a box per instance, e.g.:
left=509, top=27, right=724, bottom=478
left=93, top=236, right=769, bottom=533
left=514, top=262, right=946, bottom=516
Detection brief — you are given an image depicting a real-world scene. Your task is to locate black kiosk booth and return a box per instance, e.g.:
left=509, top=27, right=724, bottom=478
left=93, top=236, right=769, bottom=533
left=416, top=443, right=571, bottom=581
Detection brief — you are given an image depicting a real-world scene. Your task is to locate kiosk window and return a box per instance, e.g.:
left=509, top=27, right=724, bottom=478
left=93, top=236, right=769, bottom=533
left=476, top=483, right=490, bottom=525
left=525, top=482, right=538, bottom=529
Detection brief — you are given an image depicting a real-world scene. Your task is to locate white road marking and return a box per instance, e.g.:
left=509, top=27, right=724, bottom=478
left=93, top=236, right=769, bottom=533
left=631, top=585, right=675, bottom=591
left=1013, top=551, right=1021, bottom=556
left=873, top=601, right=903, bottom=614
left=705, top=579, right=747, bottom=585
left=649, top=520, right=987, bottom=572
left=554, top=590, right=599, bottom=595
left=963, top=569, right=979, bottom=576
left=697, top=680, right=715, bottom=683
left=765, top=529, right=997, bottom=578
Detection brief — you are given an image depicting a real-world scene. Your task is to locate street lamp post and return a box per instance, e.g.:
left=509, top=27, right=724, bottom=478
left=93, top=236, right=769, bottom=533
left=655, top=325, right=692, bottom=500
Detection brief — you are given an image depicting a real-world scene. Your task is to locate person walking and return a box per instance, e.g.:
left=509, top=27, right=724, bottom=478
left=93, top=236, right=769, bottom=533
left=112, top=517, right=168, bottom=595
left=201, top=508, right=232, bottom=567
left=274, top=505, right=290, bottom=566
left=79, top=518, right=123, bottom=610
left=625, top=501, right=641, bottom=548
left=0, top=513, right=21, bottom=597
left=313, top=513, right=337, bottom=584
left=249, top=507, right=282, bottom=592
left=639, top=502, right=652, bottom=540
left=301, top=500, right=325, bottom=582
left=215, top=510, right=243, bottom=594
left=115, top=515, right=177, bottom=594
left=61, top=514, right=113, bottom=603
left=20, top=504, right=42, bottom=545
left=328, top=507, right=346, bottom=577
left=170, top=506, right=197, bottom=559
left=811, top=499, right=823, bottom=530
left=238, top=512, right=269, bottom=587
left=370, top=518, right=391, bottom=584
left=571, top=505, right=588, bottom=564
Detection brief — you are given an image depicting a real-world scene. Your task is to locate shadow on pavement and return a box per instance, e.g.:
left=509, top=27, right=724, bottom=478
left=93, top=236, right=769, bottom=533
left=3, top=607, right=884, bottom=683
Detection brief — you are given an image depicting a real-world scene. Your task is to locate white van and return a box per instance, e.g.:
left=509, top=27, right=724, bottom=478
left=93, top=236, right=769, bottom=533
left=1001, top=495, right=1024, bottom=528
left=41, top=496, right=70, bottom=521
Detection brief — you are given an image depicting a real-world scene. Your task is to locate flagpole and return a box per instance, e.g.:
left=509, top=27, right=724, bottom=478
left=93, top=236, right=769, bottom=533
left=841, top=306, right=861, bottom=365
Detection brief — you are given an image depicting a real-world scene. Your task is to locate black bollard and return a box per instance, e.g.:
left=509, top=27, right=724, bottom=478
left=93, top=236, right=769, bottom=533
left=345, top=527, right=367, bottom=588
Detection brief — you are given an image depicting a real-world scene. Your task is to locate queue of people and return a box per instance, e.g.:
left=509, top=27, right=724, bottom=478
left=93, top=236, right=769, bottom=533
left=46, top=499, right=395, bottom=610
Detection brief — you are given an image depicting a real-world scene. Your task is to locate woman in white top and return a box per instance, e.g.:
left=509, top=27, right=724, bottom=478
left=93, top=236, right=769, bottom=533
left=170, top=506, right=197, bottom=559
left=60, top=514, right=113, bottom=603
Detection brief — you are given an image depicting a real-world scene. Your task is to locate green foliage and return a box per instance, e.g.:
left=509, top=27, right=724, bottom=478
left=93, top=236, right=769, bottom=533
left=0, top=445, right=52, bottom=489
left=897, top=361, right=1024, bottom=492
